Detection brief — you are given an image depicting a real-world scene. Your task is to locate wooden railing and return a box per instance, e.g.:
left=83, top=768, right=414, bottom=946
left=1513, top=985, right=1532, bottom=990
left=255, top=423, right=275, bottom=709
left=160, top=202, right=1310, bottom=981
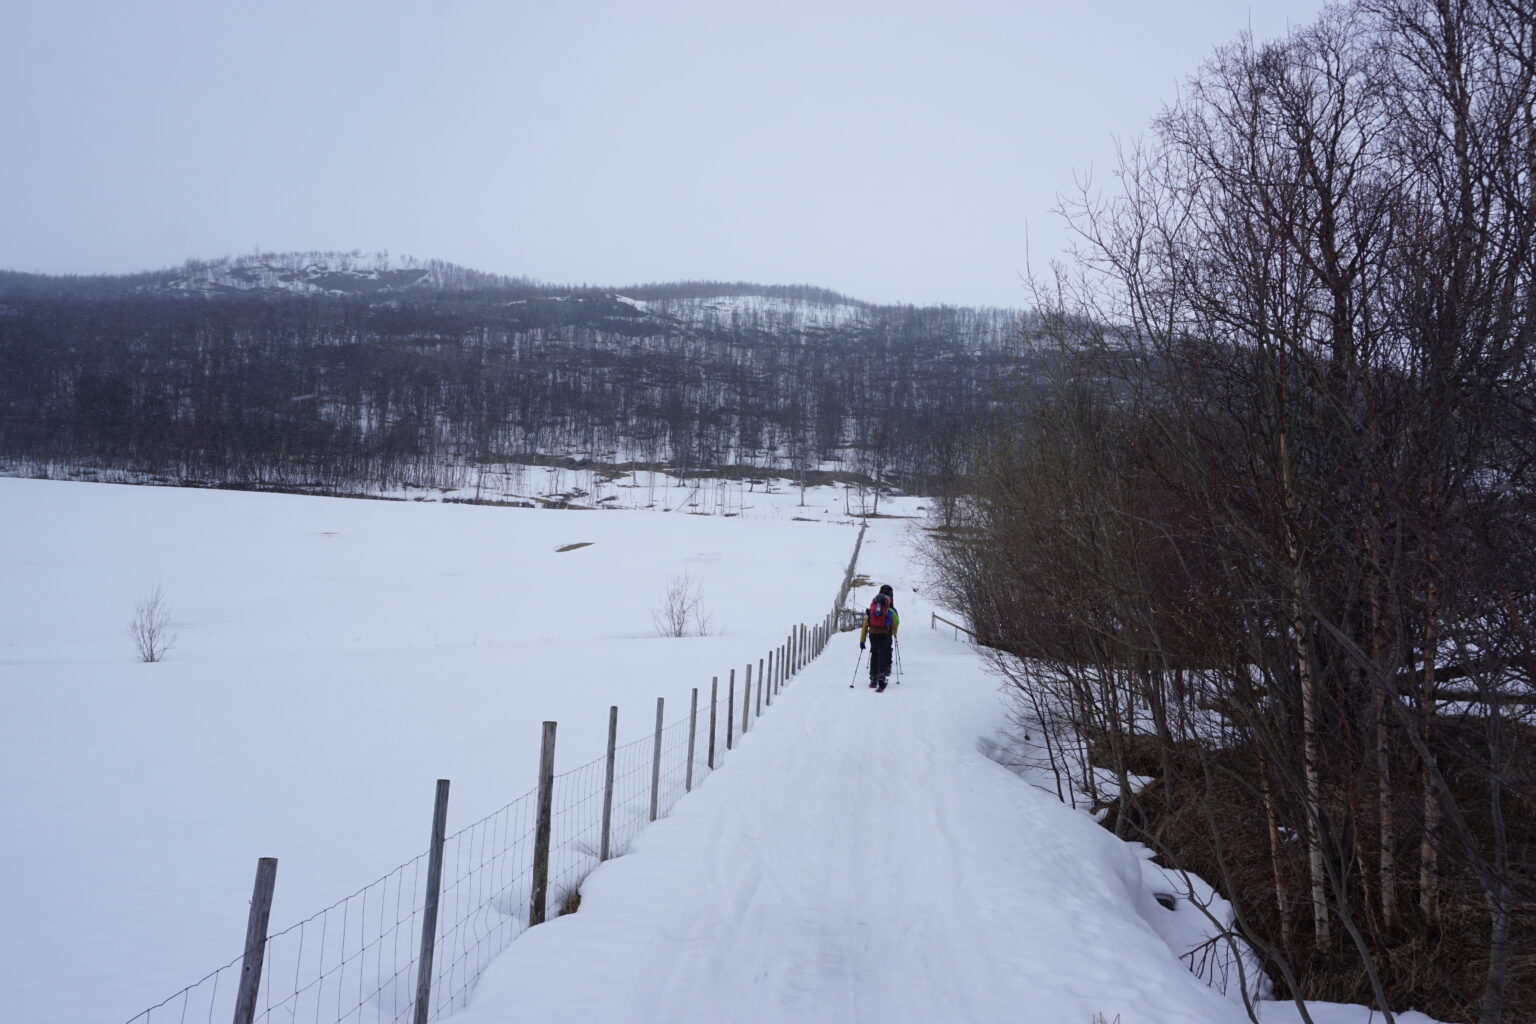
left=930, top=611, right=976, bottom=640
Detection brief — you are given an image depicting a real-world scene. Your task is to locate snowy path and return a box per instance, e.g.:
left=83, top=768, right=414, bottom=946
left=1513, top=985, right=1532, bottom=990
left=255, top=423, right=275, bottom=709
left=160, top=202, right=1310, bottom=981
left=456, top=562, right=1249, bottom=1023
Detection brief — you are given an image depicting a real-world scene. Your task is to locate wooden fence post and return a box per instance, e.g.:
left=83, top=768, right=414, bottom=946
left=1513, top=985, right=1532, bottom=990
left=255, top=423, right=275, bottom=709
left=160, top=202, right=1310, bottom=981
left=742, top=666, right=752, bottom=734
left=761, top=656, right=769, bottom=706
left=767, top=650, right=775, bottom=696
left=231, top=857, right=277, bottom=1024
left=600, top=706, right=617, bottom=861
left=756, top=662, right=764, bottom=716
left=649, top=697, right=664, bottom=822
left=727, top=669, right=736, bottom=751
left=413, top=779, right=451, bottom=1024
left=708, top=677, right=718, bottom=769
left=530, top=723, right=556, bottom=927
left=685, top=688, right=698, bottom=792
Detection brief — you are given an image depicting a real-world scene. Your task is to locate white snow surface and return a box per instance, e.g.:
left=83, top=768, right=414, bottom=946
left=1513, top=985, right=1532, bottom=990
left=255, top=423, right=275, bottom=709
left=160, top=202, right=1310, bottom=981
left=1, top=478, right=1441, bottom=1024
left=0, top=478, right=857, bottom=1024
left=451, top=530, right=1237, bottom=1024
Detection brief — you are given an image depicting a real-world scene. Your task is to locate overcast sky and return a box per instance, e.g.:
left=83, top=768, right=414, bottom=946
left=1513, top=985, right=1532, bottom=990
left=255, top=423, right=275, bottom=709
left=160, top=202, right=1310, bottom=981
left=0, top=0, right=1327, bottom=307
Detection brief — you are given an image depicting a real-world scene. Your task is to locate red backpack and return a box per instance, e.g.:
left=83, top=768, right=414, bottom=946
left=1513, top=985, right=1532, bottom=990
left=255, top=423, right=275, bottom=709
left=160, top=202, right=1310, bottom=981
left=867, top=595, right=893, bottom=632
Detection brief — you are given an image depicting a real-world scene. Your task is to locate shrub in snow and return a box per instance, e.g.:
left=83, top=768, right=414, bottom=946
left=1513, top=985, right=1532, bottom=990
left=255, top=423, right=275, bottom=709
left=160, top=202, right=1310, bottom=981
left=652, top=572, right=712, bottom=637
left=1126, top=842, right=1272, bottom=1004
left=129, top=583, right=177, bottom=663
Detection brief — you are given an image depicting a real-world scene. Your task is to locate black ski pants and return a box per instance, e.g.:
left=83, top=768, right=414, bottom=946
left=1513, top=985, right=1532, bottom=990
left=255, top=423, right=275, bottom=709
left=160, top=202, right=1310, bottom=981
left=869, top=632, right=893, bottom=682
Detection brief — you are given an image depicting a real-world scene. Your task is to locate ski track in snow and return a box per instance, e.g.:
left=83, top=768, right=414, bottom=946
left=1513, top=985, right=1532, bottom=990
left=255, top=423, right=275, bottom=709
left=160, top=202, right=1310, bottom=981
left=455, top=527, right=1249, bottom=1024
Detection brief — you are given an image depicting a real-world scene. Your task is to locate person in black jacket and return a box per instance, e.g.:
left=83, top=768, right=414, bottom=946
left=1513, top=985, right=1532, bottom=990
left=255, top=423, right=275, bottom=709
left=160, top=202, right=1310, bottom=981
left=859, top=584, right=900, bottom=691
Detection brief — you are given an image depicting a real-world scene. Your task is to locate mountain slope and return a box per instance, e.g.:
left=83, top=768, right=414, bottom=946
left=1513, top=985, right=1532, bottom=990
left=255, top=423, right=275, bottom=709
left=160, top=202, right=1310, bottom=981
left=0, top=252, right=1033, bottom=498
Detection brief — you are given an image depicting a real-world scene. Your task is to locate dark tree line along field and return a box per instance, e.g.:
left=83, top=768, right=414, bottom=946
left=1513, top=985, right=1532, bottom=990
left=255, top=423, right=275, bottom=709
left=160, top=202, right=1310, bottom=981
left=0, top=257, right=1029, bottom=497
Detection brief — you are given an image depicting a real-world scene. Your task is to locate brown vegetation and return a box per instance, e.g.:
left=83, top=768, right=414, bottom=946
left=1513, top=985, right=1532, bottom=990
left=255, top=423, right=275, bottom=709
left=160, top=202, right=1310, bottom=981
left=925, top=2, right=1536, bottom=1020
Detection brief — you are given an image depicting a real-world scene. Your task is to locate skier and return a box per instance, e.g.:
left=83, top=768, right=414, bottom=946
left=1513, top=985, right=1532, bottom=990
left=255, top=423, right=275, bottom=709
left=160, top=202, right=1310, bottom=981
left=859, top=584, right=900, bottom=691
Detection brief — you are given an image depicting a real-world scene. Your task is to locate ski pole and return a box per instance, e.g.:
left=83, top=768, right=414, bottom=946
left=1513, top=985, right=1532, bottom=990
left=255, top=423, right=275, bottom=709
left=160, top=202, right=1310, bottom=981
left=849, top=647, right=864, bottom=689
left=895, top=639, right=903, bottom=684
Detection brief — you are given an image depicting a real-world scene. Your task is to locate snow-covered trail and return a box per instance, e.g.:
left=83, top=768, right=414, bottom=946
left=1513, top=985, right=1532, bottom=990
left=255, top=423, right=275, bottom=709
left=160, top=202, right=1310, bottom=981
left=455, top=528, right=1248, bottom=1024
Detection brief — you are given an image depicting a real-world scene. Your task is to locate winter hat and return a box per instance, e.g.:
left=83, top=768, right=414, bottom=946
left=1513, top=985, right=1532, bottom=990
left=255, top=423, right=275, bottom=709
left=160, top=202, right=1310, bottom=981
left=878, top=584, right=894, bottom=597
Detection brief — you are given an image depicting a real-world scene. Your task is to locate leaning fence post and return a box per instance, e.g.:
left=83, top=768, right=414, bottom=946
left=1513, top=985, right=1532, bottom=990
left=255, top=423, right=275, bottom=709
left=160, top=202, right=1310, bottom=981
left=761, top=657, right=769, bottom=706
left=600, top=706, right=618, bottom=861
left=708, top=676, right=718, bottom=769
left=649, top=697, right=664, bottom=822
left=685, top=688, right=698, bottom=792
left=727, top=669, right=736, bottom=750
left=412, top=779, right=450, bottom=1024
left=232, top=857, right=277, bottom=1024
left=530, top=723, right=556, bottom=927
left=767, top=650, right=775, bottom=696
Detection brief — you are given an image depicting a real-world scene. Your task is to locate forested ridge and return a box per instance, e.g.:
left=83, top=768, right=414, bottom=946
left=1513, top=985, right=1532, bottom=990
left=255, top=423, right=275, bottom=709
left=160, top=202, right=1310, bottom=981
left=0, top=252, right=1029, bottom=496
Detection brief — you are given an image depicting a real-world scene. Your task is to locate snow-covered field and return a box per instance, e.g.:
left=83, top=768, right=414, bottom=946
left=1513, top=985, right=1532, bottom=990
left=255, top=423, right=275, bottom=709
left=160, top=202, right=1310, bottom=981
left=2, top=478, right=1442, bottom=1024
left=0, top=478, right=861, bottom=1024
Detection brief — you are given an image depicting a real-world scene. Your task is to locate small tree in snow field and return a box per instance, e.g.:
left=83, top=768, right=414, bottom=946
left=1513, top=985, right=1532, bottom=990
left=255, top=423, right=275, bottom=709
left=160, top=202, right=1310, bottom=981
left=653, top=573, right=712, bottom=637
left=129, top=583, right=177, bottom=662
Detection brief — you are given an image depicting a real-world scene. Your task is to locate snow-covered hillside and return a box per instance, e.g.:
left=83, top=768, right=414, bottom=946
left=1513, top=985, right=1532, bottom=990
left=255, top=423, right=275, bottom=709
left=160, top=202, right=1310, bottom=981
left=149, top=251, right=523, bottom=296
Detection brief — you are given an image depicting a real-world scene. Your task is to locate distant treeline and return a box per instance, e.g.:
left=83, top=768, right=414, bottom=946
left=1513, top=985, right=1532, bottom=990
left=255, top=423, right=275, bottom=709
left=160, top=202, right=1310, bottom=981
left=0, top=266, right=1031, bottom=495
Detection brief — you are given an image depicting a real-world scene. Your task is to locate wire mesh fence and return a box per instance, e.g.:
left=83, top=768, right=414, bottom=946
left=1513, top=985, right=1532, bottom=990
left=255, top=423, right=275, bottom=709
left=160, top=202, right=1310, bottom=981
left=125, top=612, right=840, bottom=1024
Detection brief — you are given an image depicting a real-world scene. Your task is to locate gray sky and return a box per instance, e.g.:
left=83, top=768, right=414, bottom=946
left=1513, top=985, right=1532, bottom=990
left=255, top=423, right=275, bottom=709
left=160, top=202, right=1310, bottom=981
left=0, top=0, right=1326, bottom=307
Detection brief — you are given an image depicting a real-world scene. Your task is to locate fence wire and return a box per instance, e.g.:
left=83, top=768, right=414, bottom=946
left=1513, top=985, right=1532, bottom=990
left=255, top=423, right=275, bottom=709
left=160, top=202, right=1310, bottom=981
left=124, top=615, right=836, bottom=1024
